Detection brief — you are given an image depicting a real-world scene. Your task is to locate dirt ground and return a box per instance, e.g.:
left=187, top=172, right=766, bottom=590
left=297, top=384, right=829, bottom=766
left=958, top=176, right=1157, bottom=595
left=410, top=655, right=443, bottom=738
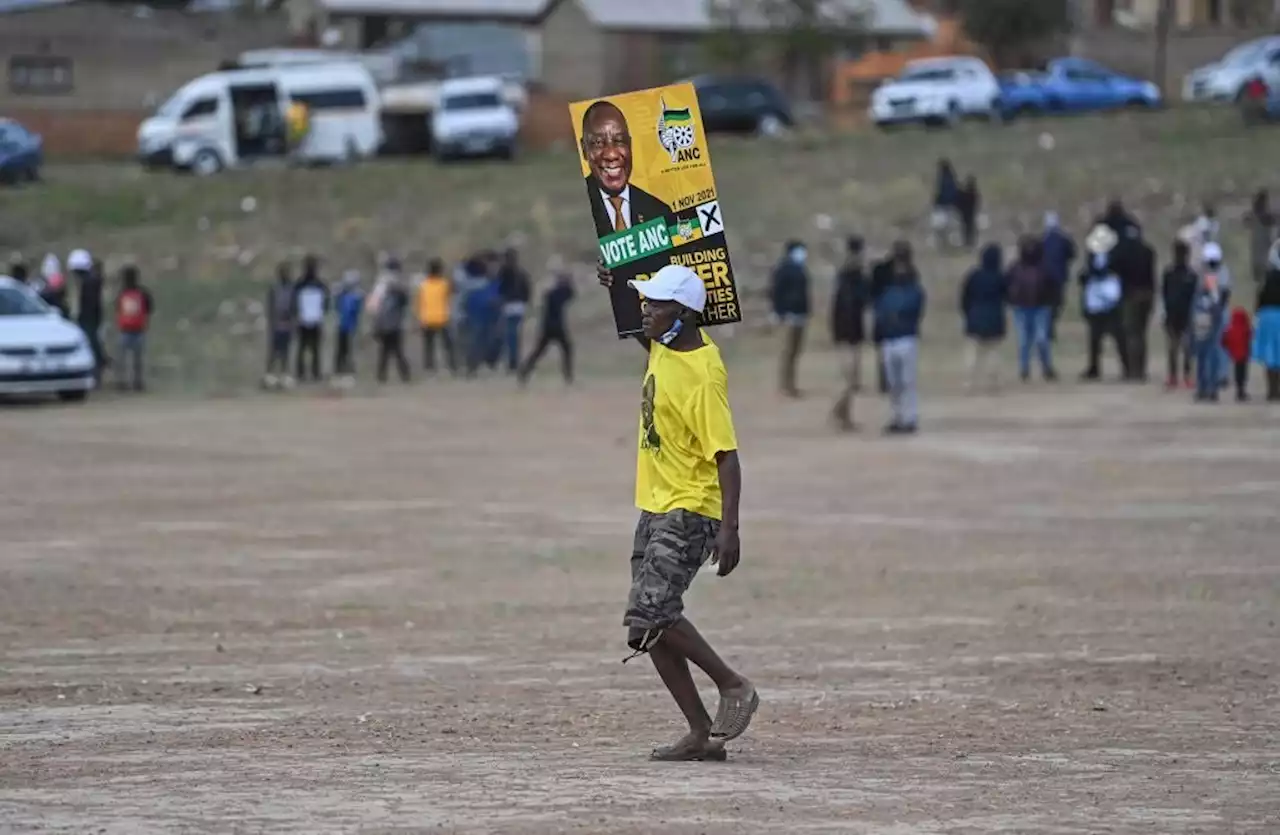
left=1, top=373, right=1278, bottom=834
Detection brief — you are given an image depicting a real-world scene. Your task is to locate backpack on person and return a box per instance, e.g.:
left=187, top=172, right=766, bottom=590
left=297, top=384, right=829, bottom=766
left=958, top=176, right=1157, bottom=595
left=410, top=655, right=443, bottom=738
left=1006, top=264, right=1046, bottom=308
left=117, top=288, right=149, bottom=332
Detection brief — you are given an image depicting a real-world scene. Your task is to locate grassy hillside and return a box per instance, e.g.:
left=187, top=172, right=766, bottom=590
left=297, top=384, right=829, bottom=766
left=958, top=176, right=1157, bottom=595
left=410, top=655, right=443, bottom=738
left=4, top=109, right=1271, bottom=395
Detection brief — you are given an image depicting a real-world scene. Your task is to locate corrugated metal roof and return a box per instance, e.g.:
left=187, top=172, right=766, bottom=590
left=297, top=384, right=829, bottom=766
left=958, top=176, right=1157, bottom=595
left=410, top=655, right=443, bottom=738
left=579, top=0, right=928, bottom=35
left=321, top=0, right=546, bottom=17
left=0, top=0, right=76, bottom=14
left=316, top=0, right=926, bottom=35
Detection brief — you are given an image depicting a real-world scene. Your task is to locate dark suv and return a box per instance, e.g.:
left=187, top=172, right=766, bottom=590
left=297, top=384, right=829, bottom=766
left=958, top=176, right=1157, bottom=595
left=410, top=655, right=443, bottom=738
left=691, top=76, right=794, bottom=136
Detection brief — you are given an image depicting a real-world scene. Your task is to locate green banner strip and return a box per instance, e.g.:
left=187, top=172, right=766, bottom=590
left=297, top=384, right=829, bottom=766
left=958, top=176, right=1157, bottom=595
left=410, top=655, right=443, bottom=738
left=599, top=217, right=674, bottom=269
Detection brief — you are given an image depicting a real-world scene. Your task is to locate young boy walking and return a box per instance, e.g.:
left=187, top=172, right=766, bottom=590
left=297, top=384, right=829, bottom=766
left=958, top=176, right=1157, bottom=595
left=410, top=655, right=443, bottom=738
left=1223, top=305, right=1253, bottom=401
left=114, top=265, right=153, bottom=392
left=517, top=268, right=576, bottom=386
left=597, top=261, right=757, bottom=762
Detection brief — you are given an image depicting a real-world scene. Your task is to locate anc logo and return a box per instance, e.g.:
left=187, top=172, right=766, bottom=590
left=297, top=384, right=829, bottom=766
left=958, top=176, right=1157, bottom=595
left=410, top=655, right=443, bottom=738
left=640, top=374, right=661, bottom=453
left=657, top=96, right=698, bottom=164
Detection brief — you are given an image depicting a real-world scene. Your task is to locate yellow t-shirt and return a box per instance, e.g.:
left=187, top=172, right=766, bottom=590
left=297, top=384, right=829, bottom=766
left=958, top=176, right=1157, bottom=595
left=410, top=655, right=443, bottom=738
left=636, top=333, right=738, bottom=520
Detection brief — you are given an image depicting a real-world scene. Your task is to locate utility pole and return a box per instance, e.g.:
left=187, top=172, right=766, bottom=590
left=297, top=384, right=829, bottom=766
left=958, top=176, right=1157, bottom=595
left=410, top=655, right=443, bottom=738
left=1154, top=0, right=1173, bottom=95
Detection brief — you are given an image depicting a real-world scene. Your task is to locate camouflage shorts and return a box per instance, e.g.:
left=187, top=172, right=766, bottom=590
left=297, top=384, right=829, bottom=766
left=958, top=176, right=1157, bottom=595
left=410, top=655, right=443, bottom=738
left=624, top=509, right=720, bottom=651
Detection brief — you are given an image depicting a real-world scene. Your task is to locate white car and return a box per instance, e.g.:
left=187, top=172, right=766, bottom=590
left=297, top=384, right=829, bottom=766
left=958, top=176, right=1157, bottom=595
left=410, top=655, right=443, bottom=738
left=0, top=277, right=96, bottom=401
left=870, top=57, right=1001, bottom=128
left=1182, top=36, right=1280, bottom=103
left=431, top=76, right=519, bottom=160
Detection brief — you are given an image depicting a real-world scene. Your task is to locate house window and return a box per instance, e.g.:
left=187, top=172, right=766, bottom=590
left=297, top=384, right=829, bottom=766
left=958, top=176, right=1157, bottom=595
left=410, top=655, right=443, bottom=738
left=7, top=55, right=73, bottom=95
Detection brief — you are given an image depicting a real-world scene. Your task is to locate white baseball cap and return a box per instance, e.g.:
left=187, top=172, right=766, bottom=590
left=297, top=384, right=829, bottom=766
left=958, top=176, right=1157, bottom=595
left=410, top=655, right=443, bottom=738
left=67, top=249, right=93, bottom=271
left=1202, top=242, right=1223, bottom=263
left=628, top=264, right=706, bottom=313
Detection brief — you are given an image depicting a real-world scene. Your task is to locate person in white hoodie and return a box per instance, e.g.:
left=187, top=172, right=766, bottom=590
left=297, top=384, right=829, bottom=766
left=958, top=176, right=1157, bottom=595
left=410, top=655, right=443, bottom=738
left=38, top=252, right=69, bottom=317
left=1200, top=242, right=1234, bottom=389
left=293, top=254, right=330, bottom=383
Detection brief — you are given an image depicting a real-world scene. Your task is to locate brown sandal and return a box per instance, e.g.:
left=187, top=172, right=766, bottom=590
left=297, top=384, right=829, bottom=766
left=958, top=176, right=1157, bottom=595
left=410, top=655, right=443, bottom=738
left=710, top=681, right=759, bottom=741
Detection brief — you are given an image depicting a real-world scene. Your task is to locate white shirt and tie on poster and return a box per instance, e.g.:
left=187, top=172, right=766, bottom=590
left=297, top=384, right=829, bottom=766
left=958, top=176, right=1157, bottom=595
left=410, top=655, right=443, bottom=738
left=602, top=186, right=632, bottom=232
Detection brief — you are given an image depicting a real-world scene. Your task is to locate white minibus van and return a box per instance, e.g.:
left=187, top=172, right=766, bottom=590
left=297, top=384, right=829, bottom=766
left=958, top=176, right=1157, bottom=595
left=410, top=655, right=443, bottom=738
left=137, top=62, right=382, bottom=175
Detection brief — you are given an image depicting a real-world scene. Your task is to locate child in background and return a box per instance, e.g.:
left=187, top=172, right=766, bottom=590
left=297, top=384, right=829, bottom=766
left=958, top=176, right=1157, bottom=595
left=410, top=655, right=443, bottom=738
left=1161, top=239, right=1199, bottom=390
left=1190, top=273, right=1226, bottom=402
left=1222, top=305, right=1253, bottom=402
left=333, top=270, right=364, bottom=386
left=114, top=265, right=154, bottom=392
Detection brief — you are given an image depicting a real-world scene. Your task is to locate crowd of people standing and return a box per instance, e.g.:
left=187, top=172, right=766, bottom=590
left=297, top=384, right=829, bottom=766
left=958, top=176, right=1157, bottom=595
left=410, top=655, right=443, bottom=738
left=769, top=182, right=1280, bottom=434
left=259, top=247, right=577, bottom=390
left=6, top=249, right=155, bottom=392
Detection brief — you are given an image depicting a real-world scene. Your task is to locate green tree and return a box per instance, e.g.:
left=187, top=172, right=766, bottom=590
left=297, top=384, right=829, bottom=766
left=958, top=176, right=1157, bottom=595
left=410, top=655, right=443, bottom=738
left=706, top=0, right=867, bottom=100
left=956, top=0, right=1070, bottom=69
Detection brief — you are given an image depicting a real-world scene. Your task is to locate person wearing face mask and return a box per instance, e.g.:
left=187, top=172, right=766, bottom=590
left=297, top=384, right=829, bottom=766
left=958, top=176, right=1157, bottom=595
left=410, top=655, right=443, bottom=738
left=770, top=240, right=811, bottom=398
left=592, top=260, right=756, bottom=764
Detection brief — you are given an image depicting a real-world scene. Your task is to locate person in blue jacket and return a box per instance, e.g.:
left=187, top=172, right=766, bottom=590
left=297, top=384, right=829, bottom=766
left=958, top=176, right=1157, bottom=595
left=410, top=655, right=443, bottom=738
left=1040, top=212, right=1077, bottom=342
left=770, top=239, right=811, bottom=398
left=463, top=256, right=502, bottom=378
left=333, top=270, right=364, bottom=382
left=960, top=243, right=1008, bottom=392
left=874, top=241, right=927, bottom=434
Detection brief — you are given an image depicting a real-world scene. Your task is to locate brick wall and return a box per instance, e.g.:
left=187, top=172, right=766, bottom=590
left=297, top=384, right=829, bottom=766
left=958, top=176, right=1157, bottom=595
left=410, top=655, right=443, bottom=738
left=518, top=87, right=575, bottom=149
left=5, top=107, right=145, bottom=157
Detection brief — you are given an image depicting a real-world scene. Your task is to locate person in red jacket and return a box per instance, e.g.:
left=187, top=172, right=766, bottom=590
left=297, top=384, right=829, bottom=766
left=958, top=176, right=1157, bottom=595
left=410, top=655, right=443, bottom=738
left=115, top=265, right=154, bottom=392
left=1222, top=305, right=1253, bottom=402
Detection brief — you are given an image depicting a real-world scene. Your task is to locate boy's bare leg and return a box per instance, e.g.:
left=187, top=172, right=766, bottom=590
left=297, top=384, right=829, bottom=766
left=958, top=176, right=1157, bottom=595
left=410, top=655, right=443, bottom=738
left=660, top=619, right=757, bottom=741
left=647, top=641, right=722, bottom=760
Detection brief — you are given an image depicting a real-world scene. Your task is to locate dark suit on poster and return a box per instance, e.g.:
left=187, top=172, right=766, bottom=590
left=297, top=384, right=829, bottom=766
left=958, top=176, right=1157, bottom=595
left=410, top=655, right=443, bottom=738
left=585, top=174, right=675, bottom=239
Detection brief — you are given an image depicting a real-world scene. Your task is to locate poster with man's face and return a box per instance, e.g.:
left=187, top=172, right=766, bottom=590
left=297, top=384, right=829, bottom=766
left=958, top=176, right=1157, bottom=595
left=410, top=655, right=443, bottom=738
left=570, top=82, right=742, bottom=338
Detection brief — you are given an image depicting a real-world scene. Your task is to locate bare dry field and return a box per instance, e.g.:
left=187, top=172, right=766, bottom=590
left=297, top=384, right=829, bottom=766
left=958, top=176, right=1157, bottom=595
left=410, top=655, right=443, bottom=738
left=1, top=371, right=1277, bottom=834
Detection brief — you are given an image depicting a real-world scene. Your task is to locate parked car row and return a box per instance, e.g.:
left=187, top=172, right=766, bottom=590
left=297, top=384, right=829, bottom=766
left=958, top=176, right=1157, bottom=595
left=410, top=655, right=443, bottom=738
left=870, top=56, right=1161, bottom=129
left=13, top=36, right=1278, bottom=177
left=870, top=35, right=1280, bottom=131
left=999, top=58, right=1161, bottom=117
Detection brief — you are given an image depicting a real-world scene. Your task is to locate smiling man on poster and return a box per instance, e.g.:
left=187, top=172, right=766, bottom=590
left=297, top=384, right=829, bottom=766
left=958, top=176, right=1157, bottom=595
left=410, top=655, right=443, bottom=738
left=581, top=100, right=675, bottom=238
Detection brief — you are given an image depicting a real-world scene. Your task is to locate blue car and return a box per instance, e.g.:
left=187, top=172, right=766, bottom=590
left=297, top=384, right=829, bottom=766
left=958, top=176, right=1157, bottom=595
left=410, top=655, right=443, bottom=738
left=0, top=118, right=43, bottom=185
left=999, top=58, right=1162, bottom=119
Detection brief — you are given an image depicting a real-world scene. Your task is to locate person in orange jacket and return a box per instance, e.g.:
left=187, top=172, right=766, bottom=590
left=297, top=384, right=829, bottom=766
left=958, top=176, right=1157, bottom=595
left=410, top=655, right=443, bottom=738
left=415, top=258, right=456, bottom=375
left=1222, top=305, right=1254, bottom=402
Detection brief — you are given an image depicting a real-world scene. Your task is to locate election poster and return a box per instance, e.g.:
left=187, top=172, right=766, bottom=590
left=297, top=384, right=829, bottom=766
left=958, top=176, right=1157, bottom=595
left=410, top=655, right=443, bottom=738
left=569, top=82, right=742, bottom=338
